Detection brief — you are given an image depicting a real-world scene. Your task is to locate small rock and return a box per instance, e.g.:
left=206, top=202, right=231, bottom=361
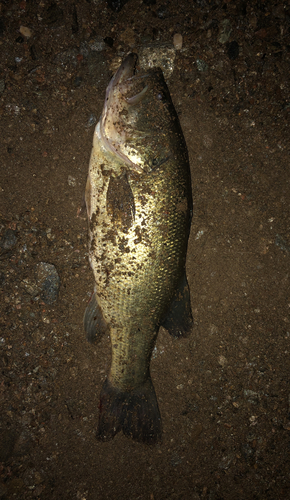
left=86, top=113, right=97, bottom=128
left=218, top=355, right=227, bottom=367
left=196, top=59, right=208, bottom=72
left=19, top=25, right=32, bottom=38
left=218, top=19, right=232, bottom=44
left=36, top=262, right=60, bottom=304
left=173, top=33, right=183, bottom=50
left=20, top=278, right=39, bottom=297
left=0, top=229, right=17, bottom=250
left=68, top=175, right=76, bottom=187
left=90, top=36, right=106, bottom=52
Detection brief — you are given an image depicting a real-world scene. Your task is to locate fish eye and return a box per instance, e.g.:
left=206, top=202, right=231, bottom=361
left=157, top=93, right=163, bottom=100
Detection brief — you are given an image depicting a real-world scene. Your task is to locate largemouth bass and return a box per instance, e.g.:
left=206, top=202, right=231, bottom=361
left=84, top=53, right=193, bottom=444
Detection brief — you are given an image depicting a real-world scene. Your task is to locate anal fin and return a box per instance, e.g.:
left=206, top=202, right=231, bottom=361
left=161, top=273, right=193, bottom=338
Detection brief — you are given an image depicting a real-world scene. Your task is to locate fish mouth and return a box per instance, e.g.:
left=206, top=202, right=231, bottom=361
left=108, top=53, right=138, bottom=91
left=100, top=53, right=149, bottom=173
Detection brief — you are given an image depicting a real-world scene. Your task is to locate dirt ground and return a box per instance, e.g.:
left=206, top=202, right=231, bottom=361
left=1, top=0, right=290, bottom=499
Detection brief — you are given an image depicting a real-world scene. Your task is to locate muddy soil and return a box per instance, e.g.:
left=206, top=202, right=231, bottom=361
left=1, top=1, right=290, bottom=499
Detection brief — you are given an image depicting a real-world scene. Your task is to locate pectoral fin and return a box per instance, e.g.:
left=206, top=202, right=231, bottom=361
left=106, top=173, right=135, bottom=232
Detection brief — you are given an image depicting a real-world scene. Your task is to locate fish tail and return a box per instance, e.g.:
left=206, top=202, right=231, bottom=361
left=97, top=377, right=162, bottom=444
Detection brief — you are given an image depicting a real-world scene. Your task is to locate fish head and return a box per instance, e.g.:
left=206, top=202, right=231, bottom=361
left=99, top=53, right=180, bottom=174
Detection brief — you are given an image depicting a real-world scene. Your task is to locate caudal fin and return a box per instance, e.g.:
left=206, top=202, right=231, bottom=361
left=97, top=377, right=162, bottom=444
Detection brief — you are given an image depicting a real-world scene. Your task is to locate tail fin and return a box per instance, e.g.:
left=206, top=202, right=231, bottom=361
left=97, top=377, right=162, bottom=444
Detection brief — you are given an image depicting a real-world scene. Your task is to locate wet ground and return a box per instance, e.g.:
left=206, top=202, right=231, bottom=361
left=1, top=0, right=290, bottom=499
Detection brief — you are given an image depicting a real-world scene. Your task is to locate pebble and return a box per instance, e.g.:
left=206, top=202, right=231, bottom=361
left=173, top=33, right=182, bottom=50
left=20, top=278, right=39, bottom=297
left=68, top=175, right=76, bottom=187
left=196, top=59, right=208, bottom=72
left=0, top=229, right=17, bottom=250
left=36, top=262, right=60, bottom=304
left=218, top=355, right=227, bottom=367
left=85, top=113, right=97, bottom=128
left=19, top=25, right=32, bottom=38
left=218, top=19, right=232, bottom=44
left=90, top=36, right=106, bottom=52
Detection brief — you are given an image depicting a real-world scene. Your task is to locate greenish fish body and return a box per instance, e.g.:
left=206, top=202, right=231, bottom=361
left=84, top=53, right=193, bottom=444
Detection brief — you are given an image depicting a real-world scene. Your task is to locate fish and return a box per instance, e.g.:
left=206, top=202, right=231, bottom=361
left=84, top=53, right=193, bottom=444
